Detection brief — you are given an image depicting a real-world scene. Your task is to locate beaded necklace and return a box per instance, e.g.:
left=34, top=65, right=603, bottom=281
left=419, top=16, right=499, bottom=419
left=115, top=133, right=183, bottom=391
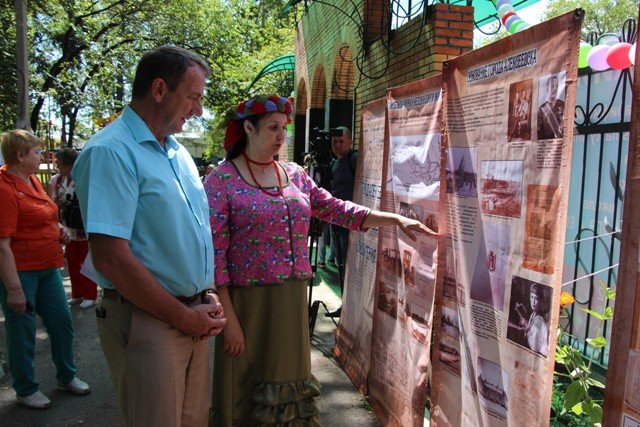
left=241, top=151, right=282, bottom=196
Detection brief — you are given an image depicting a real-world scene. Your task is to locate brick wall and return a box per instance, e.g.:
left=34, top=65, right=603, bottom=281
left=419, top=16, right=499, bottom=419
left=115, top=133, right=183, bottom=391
left=295, top=1, right=474, bottom=151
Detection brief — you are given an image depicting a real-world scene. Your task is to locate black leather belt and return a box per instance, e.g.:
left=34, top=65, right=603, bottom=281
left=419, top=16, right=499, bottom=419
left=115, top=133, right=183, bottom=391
left=102, top=288, right=205, bottom=304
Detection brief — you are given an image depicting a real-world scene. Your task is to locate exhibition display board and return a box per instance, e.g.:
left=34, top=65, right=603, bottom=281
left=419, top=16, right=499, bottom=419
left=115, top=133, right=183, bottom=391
left=334, top=99, right=386, bottom=394
left=430, top=10, right=582, bottom=426
left=367, top=76, right=444, bottom=426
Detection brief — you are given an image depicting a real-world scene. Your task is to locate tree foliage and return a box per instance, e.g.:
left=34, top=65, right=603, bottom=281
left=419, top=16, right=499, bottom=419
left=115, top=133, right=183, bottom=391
left=477, top=0, right=638, bottom=48
left=543, top=0, right=638, bottom=38
left=0, top=0, right=18, bottom=133
left=2, top=0, right=295, bottom=147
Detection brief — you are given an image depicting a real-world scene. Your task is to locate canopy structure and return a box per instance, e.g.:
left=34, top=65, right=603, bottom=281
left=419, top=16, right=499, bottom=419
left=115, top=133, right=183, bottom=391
left=280, top=0, right=543, bottom=27
left=247, top=54, right=296, bottom=92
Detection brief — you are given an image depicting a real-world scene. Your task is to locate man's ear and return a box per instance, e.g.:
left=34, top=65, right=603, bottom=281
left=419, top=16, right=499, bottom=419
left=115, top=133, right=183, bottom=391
left=150, top=78, right=167, bottom=102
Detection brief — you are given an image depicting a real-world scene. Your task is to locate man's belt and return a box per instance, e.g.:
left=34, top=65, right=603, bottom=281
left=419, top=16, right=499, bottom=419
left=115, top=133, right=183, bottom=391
left=102, top=288, right=206, bottom=304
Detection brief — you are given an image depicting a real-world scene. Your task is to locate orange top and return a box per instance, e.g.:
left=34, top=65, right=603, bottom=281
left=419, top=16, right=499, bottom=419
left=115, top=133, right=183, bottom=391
left=0, top=165, right=64, bottom=271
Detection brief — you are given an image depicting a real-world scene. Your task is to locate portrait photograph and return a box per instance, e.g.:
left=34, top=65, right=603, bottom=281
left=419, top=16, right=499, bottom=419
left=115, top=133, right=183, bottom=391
left=506, top=275, right=552, bottom=358
left=507, top=79, right=533, bottom=142
left=537, top=71, right=567, bottom=140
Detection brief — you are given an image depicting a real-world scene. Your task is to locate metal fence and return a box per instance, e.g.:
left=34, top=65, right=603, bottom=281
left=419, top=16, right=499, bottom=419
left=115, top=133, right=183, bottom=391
left=561, top=22, right=635, bottom=370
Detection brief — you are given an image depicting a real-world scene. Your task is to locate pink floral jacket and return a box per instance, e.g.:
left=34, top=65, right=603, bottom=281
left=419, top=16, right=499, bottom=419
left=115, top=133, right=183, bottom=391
left=204, top=161, right=369, bottom=287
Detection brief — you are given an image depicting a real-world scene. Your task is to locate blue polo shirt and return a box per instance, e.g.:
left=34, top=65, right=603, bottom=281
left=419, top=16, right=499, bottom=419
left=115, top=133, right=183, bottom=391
left=72, top=106, right=214, bottom=296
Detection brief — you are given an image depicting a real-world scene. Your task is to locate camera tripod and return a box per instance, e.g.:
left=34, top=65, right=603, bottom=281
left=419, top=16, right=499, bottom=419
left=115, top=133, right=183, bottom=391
left=306, top=162, right=346, bottom=338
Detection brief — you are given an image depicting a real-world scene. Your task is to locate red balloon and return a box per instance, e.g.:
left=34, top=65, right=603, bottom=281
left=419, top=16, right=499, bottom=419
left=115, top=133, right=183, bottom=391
left=501, top=11, right=516, bottom=26
left=606, top=42, right=633, bottom=70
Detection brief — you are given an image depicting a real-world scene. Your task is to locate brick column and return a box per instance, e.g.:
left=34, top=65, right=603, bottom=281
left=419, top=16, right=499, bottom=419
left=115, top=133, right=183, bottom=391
left=430, top=4, right=475, bottom=67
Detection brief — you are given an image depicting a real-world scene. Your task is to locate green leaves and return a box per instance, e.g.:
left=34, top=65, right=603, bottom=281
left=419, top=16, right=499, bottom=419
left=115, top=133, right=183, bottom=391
left=564, top=380, right=587, bottom=411
left=554, top=284, right=613, bottom=426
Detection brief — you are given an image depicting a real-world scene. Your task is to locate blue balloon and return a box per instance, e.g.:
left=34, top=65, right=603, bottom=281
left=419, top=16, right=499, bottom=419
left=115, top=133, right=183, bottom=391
left=496, top=0, right=511, bottom=10
left=504, top=14, right=520, bottom=30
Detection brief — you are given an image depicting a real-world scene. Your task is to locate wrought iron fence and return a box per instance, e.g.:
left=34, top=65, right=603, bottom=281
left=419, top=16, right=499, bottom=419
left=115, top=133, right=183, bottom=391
left=561, top=20, right=635, bottom=370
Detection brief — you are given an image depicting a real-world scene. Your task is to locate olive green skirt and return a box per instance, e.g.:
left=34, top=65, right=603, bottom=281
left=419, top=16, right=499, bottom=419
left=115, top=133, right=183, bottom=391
left=211, top=279, right=321, bottom=427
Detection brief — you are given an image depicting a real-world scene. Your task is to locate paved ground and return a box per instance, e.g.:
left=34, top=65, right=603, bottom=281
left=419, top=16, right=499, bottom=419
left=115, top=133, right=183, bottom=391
left=0, top=267, right=380, bottom=426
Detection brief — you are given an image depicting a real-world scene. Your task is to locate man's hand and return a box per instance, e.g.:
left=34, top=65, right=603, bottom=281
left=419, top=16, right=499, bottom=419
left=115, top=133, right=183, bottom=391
left=176, top=303, right=226, bottom=338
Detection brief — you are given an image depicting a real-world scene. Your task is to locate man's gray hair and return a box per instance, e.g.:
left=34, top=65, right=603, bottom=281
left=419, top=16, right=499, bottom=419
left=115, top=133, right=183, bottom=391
left=335, top=126, right=352, bottom=141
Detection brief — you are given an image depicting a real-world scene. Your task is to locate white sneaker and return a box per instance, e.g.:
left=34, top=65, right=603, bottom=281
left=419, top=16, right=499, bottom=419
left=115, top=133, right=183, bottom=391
left=67, top=298, right=82, bottom=305
left=79, top=300, right=96, bottom=309
left=16, top=391, right=52, bottom=409
left=57, top=377, right=90, bottom=395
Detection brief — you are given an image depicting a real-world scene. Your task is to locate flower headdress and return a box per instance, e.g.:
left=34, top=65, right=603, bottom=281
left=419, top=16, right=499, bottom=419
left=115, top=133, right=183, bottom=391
left=223, top=95, right=293, bottom=151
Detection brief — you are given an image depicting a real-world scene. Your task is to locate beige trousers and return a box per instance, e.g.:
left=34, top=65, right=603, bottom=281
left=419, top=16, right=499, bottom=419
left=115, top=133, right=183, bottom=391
left=97, top=296, right=210, bottom=427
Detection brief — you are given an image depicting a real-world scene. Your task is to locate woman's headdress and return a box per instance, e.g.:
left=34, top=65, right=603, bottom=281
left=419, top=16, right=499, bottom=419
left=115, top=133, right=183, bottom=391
left=223, top=95, right=293, bottom=151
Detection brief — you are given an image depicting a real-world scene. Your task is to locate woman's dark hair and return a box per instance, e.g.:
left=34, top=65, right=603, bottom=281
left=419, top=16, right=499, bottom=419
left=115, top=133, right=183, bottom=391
left=131, top=45, right=211, bottom=100
left=55, top=147, right=79, bottom=167
left=226, top=114, right=266, bottom=161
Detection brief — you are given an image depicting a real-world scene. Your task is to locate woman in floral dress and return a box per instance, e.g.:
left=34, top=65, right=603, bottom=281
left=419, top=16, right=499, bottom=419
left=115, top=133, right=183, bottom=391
left=205, top=95, right=436, bottom=426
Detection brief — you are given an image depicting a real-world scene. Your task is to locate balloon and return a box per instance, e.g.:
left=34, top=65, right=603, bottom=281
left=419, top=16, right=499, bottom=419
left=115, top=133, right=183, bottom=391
left=505, top=15, right=520, bottom=31
left=508, top=19, right=522, bottom=34
left=515, top=21, right=529, bottom=32
left=630, top=43, right=637, bottom=66
left=578, top=42, right=592, bottom=68
left=501, top=10, right=516, bottom=25
left=587, top=45, right=610, bottom=71
left=598, top=34, right=619, bottom=47
left=606, top=42, right=632, bottom=70
left=496, top=0, right=511, bottom=9
left=497, top=4, right=514, bottom=17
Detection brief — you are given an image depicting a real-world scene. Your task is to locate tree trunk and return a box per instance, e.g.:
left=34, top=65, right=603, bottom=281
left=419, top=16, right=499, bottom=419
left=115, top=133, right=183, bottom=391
left=68, top=107, right=79, bottom=147
left=60, top=114, right=67, bottom=146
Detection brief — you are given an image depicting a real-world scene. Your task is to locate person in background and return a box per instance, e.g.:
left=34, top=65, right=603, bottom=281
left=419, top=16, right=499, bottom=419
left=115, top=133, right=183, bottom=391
left=0, top=130, right=90, bottom=410
left=48, top=148, right=97, bottom=309
left=205, top=94, right=437, bottom=426
left=73, top=45, right=226, bottom=427
left=202, top=163, right=216, bottom=182
left=329, top=126, right=357, bottom=268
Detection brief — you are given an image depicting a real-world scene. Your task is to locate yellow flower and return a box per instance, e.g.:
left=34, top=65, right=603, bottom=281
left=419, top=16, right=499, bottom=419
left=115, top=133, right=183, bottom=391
left=560, top=292, right=575, bottom=307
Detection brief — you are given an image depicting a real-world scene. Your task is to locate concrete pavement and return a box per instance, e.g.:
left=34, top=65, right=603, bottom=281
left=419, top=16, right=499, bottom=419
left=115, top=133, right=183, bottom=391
left=0, top=270, right=380, bottom=426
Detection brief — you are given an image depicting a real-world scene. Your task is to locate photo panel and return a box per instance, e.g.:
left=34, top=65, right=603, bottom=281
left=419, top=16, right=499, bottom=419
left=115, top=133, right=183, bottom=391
left=480, top=160, right=524, bottom=218
left=507, top=79, right=533, bottom=142
left=477, top=357, right=509, bottom=419
left=506, top=275, right=552, bottom=358
left=537, top=71, right=567, bottom=140
left=446, top=147, right=478, bottom=197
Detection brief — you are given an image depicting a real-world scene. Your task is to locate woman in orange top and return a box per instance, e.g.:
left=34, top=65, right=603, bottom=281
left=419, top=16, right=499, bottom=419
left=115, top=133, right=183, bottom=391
left=0, top=130, right=90, bottom=409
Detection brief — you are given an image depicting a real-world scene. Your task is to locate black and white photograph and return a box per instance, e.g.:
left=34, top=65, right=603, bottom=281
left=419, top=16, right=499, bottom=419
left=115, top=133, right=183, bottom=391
left=506, top=275, right=552, bottom=358
left=480, top=160, right=524, bottom=218
left=537, top=72, right=567, bottom=140
left=399, top=201, right=424, bottom=223
left=439, top=338, right=461, bottom=376
left=377, top=281, right=398, bottom=319
left=507, top=79, right=533, bottom=142
left=471, top=221, right=510, bottom=311
left=477, top=357, right=509, bottom=418
left=440, top=306, right=461, bottom=339
left=445, top=147, right=478, bottom=197
left=402, top=249, right=417, bottom=288
left=381, top=245, right=402, bottom=278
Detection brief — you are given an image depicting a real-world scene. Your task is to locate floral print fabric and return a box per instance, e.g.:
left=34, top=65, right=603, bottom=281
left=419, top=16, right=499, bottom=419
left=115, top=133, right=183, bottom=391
left=204, top=161, right=369, bottom=287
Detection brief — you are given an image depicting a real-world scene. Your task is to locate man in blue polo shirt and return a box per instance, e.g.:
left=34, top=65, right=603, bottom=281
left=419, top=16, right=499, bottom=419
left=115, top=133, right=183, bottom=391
left=73, top=46, right=226, bottom=427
